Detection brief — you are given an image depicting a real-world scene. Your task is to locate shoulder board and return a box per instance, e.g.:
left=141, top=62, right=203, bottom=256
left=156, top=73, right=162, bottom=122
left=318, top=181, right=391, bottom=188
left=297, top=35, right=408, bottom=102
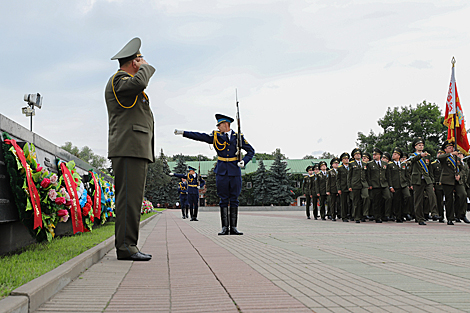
left=338, top=164, right=343, bottom=168
left=431, top=160, right=437, bottom=164
left=350, top=160, right=357, bottom=164
left=388, top=161, right=393, bottom=164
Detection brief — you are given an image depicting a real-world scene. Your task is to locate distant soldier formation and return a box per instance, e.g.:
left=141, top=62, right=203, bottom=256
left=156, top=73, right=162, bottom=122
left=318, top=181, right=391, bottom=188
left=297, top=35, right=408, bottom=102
left=302, top=137, right=470, bottom=225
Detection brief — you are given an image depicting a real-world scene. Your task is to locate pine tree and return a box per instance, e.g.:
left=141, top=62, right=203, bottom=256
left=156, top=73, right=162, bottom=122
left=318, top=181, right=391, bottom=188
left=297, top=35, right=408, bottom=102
left=150, top=149, right=177, bottom=207
left=252, top=159, right=272, bottom=206
left=173, top=154, right=188, bottom=174
left=268, top=154, right=294, bottom=206
left=204, top=165, right=219, bottom=206
left=239, top=172, right=255, bottom=206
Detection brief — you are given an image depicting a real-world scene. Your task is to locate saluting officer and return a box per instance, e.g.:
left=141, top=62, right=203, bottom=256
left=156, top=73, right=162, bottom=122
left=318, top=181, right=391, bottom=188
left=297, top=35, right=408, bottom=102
left=388, top=147, right=411, bottom=223
left=348, top=148, right=369, bottom=223
left=174, top=114, right=254, bottom=235
left=367, top=148, right=392, bottom=223
left=178, top=178, right=189, bottom=219
left=105, top=38, right=155, bottom=261
left=171, top=166, right=205, bottom=221
left=438, top=141, right=466, bottom=225
left=337, top=152, right=352, bottom=222
left=302, top=165, right=315, bottom=219
left=409, top=137, right=438, bottom=225
left=326, top=158, right=340, bottom=221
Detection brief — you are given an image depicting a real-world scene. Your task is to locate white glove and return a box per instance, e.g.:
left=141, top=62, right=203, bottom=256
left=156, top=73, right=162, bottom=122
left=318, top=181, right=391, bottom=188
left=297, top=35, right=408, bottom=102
left=174, top=129, right=184, bottom=135
left=197, top=186, right=201, bottom=189
left=169, top=173, right=174, bottom=176
left=238, top=160, right=245, bottom=168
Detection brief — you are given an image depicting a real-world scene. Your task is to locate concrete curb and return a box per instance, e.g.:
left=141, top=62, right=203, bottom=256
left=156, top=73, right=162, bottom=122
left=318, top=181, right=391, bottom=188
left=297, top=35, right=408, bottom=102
left=0, top=213, right=159, bottom=313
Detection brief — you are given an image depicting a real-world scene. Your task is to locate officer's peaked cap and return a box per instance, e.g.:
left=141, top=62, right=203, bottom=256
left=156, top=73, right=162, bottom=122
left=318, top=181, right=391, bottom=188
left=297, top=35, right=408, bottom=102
left=215, top=114, right=234, bottom=126
left=111, top=37, right=142, bottom=64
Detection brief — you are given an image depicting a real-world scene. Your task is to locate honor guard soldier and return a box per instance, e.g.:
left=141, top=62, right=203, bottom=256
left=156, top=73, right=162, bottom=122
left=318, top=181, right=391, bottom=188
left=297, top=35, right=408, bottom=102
left=388, top=147, right=411, bottom=223
left=409, top=137, right=438, bottom=225
left=171, top=166, right=205, bottom=221
left=438, top=141, right=467, bottom=225
left=348, top=148, right=369, bottom=223
left=337, top=152, right=352, bottom=222
left=105, top=37, right=155, bottom=261
left=367, top=148, right=392, bottom=223
left=326, top=158, right=340, bottom=221
left=312, top=164, right=320, bottom=219
left=302, top=165, right=315, bottom=219
left=174, top=114, right=254, bottom=235
left=361, top=152, right=372, bottom=220
left=316, top=161, right=329, bottom=220
left=178, top=178, right=189, bottom=219
left=430, top=149, right=445, bottom=222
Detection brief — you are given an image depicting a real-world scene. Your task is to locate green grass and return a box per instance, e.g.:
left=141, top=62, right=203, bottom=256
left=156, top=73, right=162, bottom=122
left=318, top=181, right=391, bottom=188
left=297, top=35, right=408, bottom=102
left=0, top=211, right=159, bottom=299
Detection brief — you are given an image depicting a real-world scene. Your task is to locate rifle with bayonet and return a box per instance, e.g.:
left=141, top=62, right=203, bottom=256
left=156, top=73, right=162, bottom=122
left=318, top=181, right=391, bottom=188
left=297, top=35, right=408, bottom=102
left=236, top=89, right=242, bottom=163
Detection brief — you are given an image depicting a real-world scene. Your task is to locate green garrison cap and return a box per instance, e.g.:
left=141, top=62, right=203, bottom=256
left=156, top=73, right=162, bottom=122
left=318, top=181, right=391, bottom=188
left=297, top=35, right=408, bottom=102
left=111, top=37, right=142, bottom=64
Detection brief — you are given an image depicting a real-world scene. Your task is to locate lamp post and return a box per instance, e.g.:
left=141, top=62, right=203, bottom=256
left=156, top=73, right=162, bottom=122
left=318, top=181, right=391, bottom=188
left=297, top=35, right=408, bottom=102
left=22, top=93, right=42, bottom=132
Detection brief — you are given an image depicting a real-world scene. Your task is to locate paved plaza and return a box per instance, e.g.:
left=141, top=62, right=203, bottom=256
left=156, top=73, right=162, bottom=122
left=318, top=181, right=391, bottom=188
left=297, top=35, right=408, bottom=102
left=33, top=210, right=470, bottom=313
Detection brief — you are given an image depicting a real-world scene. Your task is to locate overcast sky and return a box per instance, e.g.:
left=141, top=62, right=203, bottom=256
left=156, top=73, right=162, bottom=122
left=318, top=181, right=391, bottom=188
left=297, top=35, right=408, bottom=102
left=1, top=0, right=469, bottom=160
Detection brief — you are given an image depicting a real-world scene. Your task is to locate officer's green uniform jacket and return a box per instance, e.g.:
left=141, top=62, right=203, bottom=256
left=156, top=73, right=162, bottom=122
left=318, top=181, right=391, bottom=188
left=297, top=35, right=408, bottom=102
left=347, top=160, right=368, bottom=190
left=366, top=160, right=389, bottom=189
left=409, top=153, right=433, bottom=185
left=387, top=161, right=409, bottom=189
left=316, top=171, right=328, bottom=195
left=460, top=159, right=469, bottom=190
left=326, top=168, right=339, bottom=194
left=105, top=64, right=156, bottom=162
left=438, top=153, right=463, bottom=186
left=302, top=174, right=315, bottom=196
left=430, top=160, right=443, bottom=190
left=336, top=163, right=349, bottom=192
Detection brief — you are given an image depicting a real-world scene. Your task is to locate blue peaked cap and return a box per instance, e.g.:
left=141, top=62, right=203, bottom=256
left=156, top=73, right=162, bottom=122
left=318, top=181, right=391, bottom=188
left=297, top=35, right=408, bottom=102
left=215, top=113, right=234, bottom=126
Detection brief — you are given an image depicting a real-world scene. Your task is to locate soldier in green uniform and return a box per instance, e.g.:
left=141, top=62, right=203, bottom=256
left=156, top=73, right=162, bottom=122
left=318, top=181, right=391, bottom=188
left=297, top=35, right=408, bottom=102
left=312, top=164, right=320, bottom=219
left=388, top=147, right=411, bottom=223
left=348, top=148, right=369, bottom=223
left=409, top=137, right=437, bottom=225
left=456, top=151, right=470, bottom=223
left=438, top=141, right=467, bottom=225
left=302, top=166, right=315, bottom=219
left=337, top=152, right=351, bottom=222
left=316, top=161, right=328, bottom=220
left=430, top=149, right=445, bottom=222
left=326, top=158, right=340, bottom=221
left=367, top=148, right=392, bottom=223
left=105, top=38, right=155, bottom=261
left=361, top=152, right=372, bottom=220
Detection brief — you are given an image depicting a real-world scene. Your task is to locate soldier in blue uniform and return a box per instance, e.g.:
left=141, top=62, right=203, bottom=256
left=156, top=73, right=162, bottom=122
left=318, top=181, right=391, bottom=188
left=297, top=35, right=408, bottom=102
left=178, top=178, right=189, bottom=219
left=170, top=166, right=205, bottom=221
left=174, top=113, right=255, bottom=235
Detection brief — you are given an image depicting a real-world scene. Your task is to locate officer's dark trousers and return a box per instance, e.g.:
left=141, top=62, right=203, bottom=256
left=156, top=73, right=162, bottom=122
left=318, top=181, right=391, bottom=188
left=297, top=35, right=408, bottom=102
left=351, top=189, right=364, bottom=221
left=413, top=180, right=437, bottom=223
left=318, top=195, right=327, bottom=218
left=216, top=174, right=242, bottom=227
left=443, top=183, right=466, bottom=221
left=305, top=194, right=312, bottom=218
left=112, top=157, right=148, bottom=258
left=312, top=195, right=319, bottom=217
left=188, top=193, right=199, bottom=219
left=179, top=194, right=188, bottom=217
left=434, top=186, right=444, bottom=219
left=392, top=187, right=410, bottom=220
left=328, top=193, right=339, bottom=218
left=340, top=191, right=351, bottom=219
left=371, top=187, right=392, bottom=220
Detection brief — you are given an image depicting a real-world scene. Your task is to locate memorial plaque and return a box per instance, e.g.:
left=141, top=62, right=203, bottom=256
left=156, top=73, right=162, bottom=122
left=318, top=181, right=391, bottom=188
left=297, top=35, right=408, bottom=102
left=36, top=148, right=59, bottom=174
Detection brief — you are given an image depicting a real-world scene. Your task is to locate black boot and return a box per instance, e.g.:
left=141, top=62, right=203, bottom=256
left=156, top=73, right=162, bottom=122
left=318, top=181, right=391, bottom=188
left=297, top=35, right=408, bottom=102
left=229, top=207, right=243, bottom=235
left=218, top=207, right=230, bottom=235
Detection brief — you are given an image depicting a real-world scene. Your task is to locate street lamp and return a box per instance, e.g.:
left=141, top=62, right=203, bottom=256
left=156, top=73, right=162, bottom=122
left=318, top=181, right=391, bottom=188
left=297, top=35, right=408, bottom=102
left=22, top=93, right=42, bottom=132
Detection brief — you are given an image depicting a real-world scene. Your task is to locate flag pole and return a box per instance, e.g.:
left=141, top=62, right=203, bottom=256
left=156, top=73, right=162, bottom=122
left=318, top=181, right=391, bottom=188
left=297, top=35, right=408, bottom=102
left=452, top=56, right=456, bottom=152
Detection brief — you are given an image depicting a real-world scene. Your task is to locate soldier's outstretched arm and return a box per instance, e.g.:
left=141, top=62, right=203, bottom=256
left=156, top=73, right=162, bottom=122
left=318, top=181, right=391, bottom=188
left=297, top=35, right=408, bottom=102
left=170, top=173, right=186, bottom=179
left=174, top=129, right=213, bottom=145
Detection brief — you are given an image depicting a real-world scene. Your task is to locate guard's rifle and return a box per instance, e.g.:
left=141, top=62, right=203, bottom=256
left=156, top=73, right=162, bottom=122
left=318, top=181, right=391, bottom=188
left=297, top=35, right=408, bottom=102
left=236, top=89, right=242, bottom=163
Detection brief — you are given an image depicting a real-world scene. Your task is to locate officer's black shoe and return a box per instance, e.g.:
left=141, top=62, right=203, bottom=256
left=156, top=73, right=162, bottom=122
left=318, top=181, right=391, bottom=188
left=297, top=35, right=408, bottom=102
left=307, top=216, right=311, bottom=219
left=418, top=221, right=426, bottom=225
left=439, top=219, right=445, bottom=223
left=140, top=252, right=152, bottom=258
left=182, top=216, right=186, bottom=219
left=376, top=219, right=382, bottom=223
left=230, top=227, right=243, bottom=235
left=321, top=217, right=326, bottom=220
left=327, top=215, right=332, bottom=220
left=405, top=214, right=412, bottom=221
left=361, top=218, right=366, bottom=222
left=314, top=216, right=318, bottom=220
left=389, top=216, right=396, bottom=221
left=432, top=215, right=438, bottom=221
left=396, top=219, right=403, bottom=223
left=368, top=216, right=375, bottom=221
left=218, top=226, right=230, bottom=235
left=193, top=218, right=199, bottom=221
left=342, top=218, right=349, bottom=222
left=117, top=252, right=152, bottom=261
left=461, top=216, right=470, bottom=223
left=355, top=220, right=360, bottom=223
left=447, top=221, right=454, bottom=225
left=382, top=216, right=389, bottom=222
left=455, top=217, right=461, bottom=222
left=332, top=218, right=336, bottom=221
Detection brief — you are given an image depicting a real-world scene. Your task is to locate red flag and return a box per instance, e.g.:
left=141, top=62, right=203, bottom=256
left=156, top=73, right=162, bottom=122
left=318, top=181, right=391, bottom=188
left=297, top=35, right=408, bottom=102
left=443, top=60, right=470, bottom=155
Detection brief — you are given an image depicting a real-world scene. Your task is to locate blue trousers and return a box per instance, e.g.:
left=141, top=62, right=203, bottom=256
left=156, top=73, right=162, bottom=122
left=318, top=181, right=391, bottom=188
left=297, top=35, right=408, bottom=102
left=216, top=174, right=242, bottom=207
left=188, top=193, right=199, bottom=218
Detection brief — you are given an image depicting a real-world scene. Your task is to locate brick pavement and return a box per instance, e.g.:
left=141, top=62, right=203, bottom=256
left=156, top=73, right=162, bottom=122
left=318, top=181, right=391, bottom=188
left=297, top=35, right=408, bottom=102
left=34, top=210, right=470, bottom=313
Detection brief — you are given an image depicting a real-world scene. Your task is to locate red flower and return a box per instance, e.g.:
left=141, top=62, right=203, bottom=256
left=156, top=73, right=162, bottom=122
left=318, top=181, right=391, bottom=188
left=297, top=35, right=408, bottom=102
left=40, top=178, right=51, bottom=188
left=55, top=197, right=66, bottom=205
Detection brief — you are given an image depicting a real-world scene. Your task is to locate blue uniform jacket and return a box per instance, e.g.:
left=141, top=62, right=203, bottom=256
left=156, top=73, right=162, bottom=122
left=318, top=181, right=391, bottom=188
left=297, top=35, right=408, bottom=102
left=178, top=181, right=188, bottom=194
left=174, top=173, right=205, bottom=195
left=183, top=130, right=255, bottom=176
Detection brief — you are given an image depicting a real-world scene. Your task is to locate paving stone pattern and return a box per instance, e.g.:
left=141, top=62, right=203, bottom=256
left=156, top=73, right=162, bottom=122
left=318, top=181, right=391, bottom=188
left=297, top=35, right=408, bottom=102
left=35, top=210, right=470, bottom=313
